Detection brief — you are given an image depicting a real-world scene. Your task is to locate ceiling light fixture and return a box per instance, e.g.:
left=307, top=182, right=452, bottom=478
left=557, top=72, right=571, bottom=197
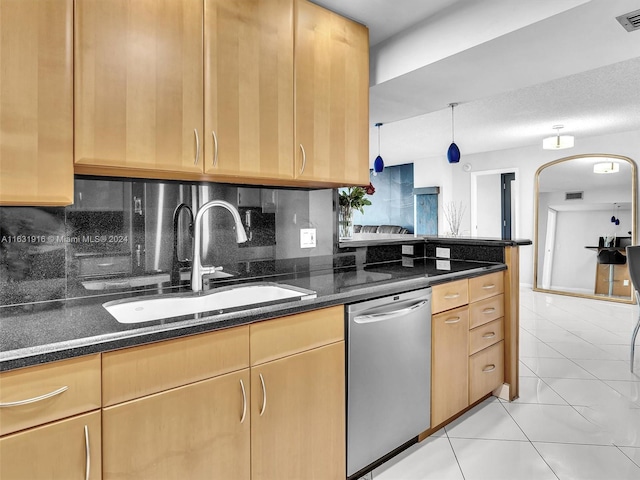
left=542, top=125, right=574, bottom=150
left=593, top=162, right=620, bottom=174
left=447, top=103, right=461, bottom=164
left=373, top=123, right=385, bottom=176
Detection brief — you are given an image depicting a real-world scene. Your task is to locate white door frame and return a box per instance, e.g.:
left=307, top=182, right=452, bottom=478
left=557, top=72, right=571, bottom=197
left=470, top=168, right=520, bottom=238
left=541, top=207, right=557, bottom=290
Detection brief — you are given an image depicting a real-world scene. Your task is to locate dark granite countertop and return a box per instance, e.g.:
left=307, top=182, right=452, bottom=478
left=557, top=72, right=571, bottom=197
left=339, top=234, right=532, bottom=248
left=0, top=256, right=505, bottom=371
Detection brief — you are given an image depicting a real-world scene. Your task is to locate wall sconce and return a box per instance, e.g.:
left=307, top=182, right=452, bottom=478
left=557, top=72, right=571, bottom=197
left=447, top=103, right=461, bottom=163
left=542, top=125, right=574, bottom=150
left=373, top=123, right=385, bottom=176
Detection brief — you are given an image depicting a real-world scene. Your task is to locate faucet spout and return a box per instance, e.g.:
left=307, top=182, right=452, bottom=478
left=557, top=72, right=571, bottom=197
left=191, top=200, right=248, bottom=292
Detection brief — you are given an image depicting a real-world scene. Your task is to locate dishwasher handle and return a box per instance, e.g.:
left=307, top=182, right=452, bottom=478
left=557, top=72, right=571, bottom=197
left=353, top=300, right=429, bottom=324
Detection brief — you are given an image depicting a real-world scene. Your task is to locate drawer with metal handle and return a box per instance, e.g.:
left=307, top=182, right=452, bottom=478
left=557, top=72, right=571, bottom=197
left=468, top=271, right=504, bottom=303
left=431, top=279, right=469, bottom=313
left=469, top=318, right=504, bottom=355
left=469, top=293, right=504, bottom=329
left=469, top=340, right=504, bottom=404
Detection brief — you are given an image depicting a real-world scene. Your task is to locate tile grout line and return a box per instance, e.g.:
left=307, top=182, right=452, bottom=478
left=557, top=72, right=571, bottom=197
left=443, top=427, right=467, bottom=480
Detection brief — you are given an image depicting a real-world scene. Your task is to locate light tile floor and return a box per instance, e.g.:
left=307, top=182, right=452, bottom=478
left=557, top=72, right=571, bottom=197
left=371, top=288, right=640, bottom=480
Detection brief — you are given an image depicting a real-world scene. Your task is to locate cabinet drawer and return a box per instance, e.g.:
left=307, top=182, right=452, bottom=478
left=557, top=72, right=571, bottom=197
left=77, top=254, right=131, bottom=277
left=431, top=279, right=469, bottom=314
left=469, top=341, right=504, bottom=404
left=0, top=355, right=101, bottom=436
left=103, top=326, right=249, bottom=406
left=250, top=306, right=344, bottom=366
left=469, top=318, right=504, bottom=355
left=0, top=410, right=102, bottom=480
left=468, top=271, right=504, bottom=303
left=469, top=294, right=504, bottom=329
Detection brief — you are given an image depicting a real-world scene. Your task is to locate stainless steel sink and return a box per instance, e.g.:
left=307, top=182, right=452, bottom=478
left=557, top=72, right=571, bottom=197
left=103, top=282, right=316, bottom=324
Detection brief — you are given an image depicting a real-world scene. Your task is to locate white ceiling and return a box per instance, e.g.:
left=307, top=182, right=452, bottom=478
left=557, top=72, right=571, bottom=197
left=312, top=0, right=640, bottom=165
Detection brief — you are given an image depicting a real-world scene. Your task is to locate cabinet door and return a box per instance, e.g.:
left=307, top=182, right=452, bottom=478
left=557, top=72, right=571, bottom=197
left=295, top=0, right=369, bottom=186
left=75, top=0, right=203, bottom=173
left=431, top=306, right=469, bottom=427
left=0, top=411, right=101, bottom=480
left=102, top=369, right=250, bottom=480
left=251, top=342, right=345, bottom=480
left=0, top=0, right=73, bottom=205
left=204, top=0, right=294, bottom=181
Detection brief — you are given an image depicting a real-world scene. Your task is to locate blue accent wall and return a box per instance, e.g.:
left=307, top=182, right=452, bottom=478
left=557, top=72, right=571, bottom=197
left=352, top=164, right=414, bottom=233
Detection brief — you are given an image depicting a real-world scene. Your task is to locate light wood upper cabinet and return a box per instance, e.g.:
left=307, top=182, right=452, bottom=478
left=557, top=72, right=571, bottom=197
left=294, top=0, right=369, bottom=186
left=75, top=0, right=204, bottom=173
left=204, top=0, right=294, bottom=181
left=0, top=411, right=102, bottom=480
left=0, top=0, right=73, bottom=205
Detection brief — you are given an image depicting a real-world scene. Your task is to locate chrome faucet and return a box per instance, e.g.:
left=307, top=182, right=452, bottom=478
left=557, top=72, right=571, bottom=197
left=191, top=200, right=248, bottom=292
left=171, top=203, right=194, bottom=286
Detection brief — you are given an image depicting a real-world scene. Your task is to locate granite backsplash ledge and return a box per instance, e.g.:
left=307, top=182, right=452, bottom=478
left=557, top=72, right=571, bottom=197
left=0, top=176, right=337, bottom=308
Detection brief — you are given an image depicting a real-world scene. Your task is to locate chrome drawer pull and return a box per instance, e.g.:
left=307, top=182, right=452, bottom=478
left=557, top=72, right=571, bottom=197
left=299, top=144, right=307, bottom=175
left=444, top=316, right=461, bottom=324
left=482, top=364, right=496, bottom=373
left=443, top=293, right=460, bottom=299
left=259, top=373, right=267, bottom=416
left=0, top=386, right=68, bottom=407
left=194, top=128, right=200, bottom=165
left=482, top=284, right=496, bottom=289
left=97, top=262, right=115, bottom=268
left=84, top=425, right=91, bottom=480
left=239, top=379, right=247, bottom=424
left=212, top=130, right=219, bottom=167
left=482, top=332, right=496, bottom=338
left=482, top=307, right=497, bottom=314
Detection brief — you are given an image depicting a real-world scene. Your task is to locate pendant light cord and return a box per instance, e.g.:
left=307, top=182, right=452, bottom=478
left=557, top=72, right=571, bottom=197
left=449, top=103, right=458, bottom=142
left=375, top=122, right=383, bottom=156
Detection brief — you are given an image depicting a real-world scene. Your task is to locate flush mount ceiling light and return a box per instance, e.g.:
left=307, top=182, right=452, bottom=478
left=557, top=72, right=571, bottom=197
left=372, top=123, right=385, bottom=176
left=594, top=161, right=620, bottom=174
left=447, top=103, right=461, bottom=164
left=542, top=125, right=575, bottom=150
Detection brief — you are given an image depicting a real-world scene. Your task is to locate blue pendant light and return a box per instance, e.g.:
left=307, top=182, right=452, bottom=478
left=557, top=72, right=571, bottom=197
left=373, top=123, right=385, bottom=176
left=447, top=103, right=461, bottom=164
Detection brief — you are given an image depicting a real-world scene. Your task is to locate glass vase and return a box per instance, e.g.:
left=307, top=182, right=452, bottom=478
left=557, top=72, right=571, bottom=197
left=339, top=205, right=354, bottom=240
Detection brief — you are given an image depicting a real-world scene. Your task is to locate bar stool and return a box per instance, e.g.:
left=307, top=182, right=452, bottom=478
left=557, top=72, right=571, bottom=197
left=626, top=245, right=640, bottom=373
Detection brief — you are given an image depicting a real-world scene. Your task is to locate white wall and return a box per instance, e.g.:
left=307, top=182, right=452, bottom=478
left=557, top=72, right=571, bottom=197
left=476, top=174, right=502, bottom=237
left=412, top=129, right=640, bottom=287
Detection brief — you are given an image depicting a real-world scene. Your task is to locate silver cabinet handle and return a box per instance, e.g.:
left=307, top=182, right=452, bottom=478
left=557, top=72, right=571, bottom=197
left=353, top=300, right=429, bottom=324
left=84, top=425, right=91, bottom=480
left=97, top=263, right=115, bottom=268
left=482, top=332, right=496, bottom=338
left=444, top=293, right=460, bottom=299
left=212, top=130, right=219, bottom=167
left=299, top=144, right=307, bottom=175
left=482, top=307, right=497, bottom=314
left=482, top=364, right=496, bottom=373
left=0, top=385, right=68, bottom=407
left=239, top=379, right=247, bottom=424
left=482, top=284, right=496, bottom=290
left=194, top=128, right=200, bottom=165
left=444, top=316, right=461, bottom=324
left=259, top=373, right=267, bottom=416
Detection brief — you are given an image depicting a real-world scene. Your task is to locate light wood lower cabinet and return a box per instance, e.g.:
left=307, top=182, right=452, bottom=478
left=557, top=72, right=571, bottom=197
left=102, top=369, right=250, bottom=480
left=431, top=306, right=469, bottom=427
left=251, top=341, right=345, bottom=480
left=0, top=410, right=101, bottom=480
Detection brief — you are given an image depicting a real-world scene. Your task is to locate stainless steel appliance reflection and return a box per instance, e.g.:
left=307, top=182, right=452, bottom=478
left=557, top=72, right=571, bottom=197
left=346, top=288, right=431, bottom=478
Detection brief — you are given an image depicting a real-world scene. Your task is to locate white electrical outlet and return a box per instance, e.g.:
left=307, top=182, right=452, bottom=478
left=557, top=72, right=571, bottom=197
left=624, top=279, right=630, bottom=286
left=300, top=228, right=316, bottom=248
left=436, top=247, right=450, bottom=258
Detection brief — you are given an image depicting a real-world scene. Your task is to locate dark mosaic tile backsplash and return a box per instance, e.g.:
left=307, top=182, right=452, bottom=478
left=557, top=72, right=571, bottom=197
left=0, top=177, right=335, bottom=307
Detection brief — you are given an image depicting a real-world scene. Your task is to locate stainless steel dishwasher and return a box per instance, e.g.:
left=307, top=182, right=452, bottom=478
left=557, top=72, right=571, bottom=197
left=346, top=287, right=432, bottom=478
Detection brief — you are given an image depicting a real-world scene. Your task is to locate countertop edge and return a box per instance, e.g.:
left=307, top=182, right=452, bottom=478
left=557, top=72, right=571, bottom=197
left=0, top=264, right=506, bottom=371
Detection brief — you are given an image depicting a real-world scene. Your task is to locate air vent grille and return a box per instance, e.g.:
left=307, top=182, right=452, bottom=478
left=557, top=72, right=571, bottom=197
left=616, top=9, right=640, bottom=32
left=565, top=191, right=583, bottom=200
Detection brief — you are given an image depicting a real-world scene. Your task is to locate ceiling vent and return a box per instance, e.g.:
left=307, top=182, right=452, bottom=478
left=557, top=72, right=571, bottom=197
left=616, top=9, right=640, bottom=32
left=565, top=191, right=584, bottom=201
